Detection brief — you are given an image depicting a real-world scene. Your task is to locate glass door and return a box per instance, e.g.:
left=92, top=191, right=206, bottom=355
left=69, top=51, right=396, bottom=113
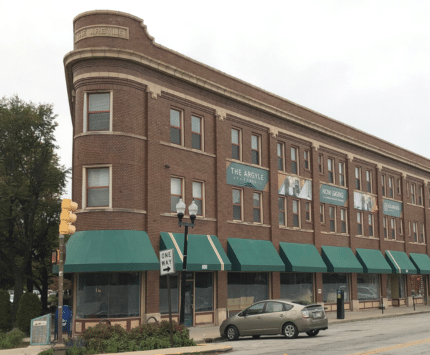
left=184, top=280, right=194, bottom=327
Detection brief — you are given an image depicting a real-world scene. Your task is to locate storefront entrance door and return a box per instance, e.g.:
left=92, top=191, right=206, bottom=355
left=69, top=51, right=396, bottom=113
left=184, top=280, right=194, bottom=327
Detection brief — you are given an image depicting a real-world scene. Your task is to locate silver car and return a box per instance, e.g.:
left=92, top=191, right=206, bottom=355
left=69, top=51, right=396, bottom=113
left=220, top=300, right=328, bottom=340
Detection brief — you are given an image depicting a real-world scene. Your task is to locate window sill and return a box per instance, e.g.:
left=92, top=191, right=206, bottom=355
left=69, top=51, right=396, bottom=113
left=409, top=242, right=427, bottom=245
left=321, top=231, right=349, bottom=237
left=227, top=220, right=271, bottom=227
left=355, top=235, right=379, bottom=240
left=279, top=226, right=314, bottom=233
left=407, top=203, right=424, bottom=208
left=383, top=238, right=405, bottom=243
left=160, top=141, right=216, bottom=157
left=226, top=158, right=269, bottom=170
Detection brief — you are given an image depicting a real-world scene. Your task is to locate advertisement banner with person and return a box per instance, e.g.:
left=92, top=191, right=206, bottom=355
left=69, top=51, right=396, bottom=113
left=354, top=192, right=378, bottom=212
left=278, top=173, right=312, bottom=200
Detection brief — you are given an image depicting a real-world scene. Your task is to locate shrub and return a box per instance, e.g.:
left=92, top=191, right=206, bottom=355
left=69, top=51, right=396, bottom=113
left=38, top=349, right=53, bottom=355
left=0, top=328, right=26, bottom=349
left=16, top=292, right=42, bottom=334
left=0, top=290, right=12, bottom=332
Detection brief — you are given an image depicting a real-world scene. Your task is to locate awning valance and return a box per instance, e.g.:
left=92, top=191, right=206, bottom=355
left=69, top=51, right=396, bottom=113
left=279, top=242, right=327, bottom=272
left=356, top=248, right=392, bottom=273
left=227, top=238, right=284, bottom=272
left=160, top=232, right=231, bottom=271
left=321, top=246, right=363, bottom=273
left=385, top=250, right=417, bottom=274
left=55, top=230, right=159, bottom=273
left=409, top=253, right=430, bottom=274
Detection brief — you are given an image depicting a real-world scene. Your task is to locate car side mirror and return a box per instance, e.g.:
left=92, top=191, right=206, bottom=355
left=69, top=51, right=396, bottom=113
left=238, top=311, right=245, bottom=317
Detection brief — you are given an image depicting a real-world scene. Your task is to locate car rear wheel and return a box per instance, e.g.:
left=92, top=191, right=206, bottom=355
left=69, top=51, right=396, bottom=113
left=283, top=322, right=298, bottom=339
left=306, top=330, right=319, bottom=337
left=226, top=325, right=239, bottom=341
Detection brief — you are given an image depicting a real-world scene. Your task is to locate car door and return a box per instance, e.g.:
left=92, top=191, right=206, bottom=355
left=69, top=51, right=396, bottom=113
left=234, top=302, right=266, bottom=335
left=259, top=301, right=292, bottom=334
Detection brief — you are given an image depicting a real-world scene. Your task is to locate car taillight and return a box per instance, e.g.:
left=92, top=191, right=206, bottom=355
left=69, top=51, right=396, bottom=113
left=301, top=309, right=310, bottom=318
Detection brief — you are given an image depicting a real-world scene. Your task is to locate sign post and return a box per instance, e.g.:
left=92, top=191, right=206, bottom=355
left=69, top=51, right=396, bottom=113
left=160, top=249, right=175, bottom=347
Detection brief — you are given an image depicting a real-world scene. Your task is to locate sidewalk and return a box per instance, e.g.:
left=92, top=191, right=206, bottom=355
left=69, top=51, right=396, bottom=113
left=5, top=304, right=430, bottom=355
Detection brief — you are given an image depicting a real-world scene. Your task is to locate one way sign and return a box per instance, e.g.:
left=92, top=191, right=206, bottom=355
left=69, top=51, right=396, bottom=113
left=160, top=249, right=175, bottom=276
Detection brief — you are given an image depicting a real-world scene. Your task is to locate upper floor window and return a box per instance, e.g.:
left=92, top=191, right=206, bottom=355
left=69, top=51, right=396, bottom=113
left=341, top=208, right=347, bottom=233
left=357, top=212, right=363, bottom=235
left=305, top=202, right=311, bottom=222
left=277, top=143, right=284, bottom=171
left=328, top=158, right=334, bottom=184
left=418, top=186, right=423, bottom=206
left=366, top=171, right=372, bottom=193
left=231, top=128, right=241, bottom=160
left=355, top=167, right=361, bottom=190
left=192, top=181, right=204, bottom=216
left=411, top=184, right=416, bottom=204
left=253, top=192, right=262, bottom=223
left=381, top=175, right=386, bottom=196
left=412, top=222, right=418, bottom=242
left=278, top=197, right=286, bottom=226
left=318, top=155, right=323, bottom=173
left=191, top=116, right=202, bottom=150
left=232, top=189, right=242, bottom=221
left=397, top=179, right=401, bottom=195
left=251, top=135, right=260, bottom=165
left=383, top=217, right=387, bottom=238
left=86, top=167, right=110, bottom=207
left=170, top=109, right=182, bottom=145
left=88, top=93, right=110, bottom=131
left=420, top=223, right=425, bottom=243
left=320, top=204, right=325, bottom=223
left=390, top=218, right=396, bottom=240
left=399, top=218, right=404, bottom=235
left=170, top=177, right=183, bottom=212
left=304, top=150, right=310, bottom=170
left=291, top=147, right=298, bottom=174
left=388, top=177, right=394, bottom=198
left=368, top=214, right=374, bottom=237
left=338, top=162, right=345, bottom=187
left=292, top=200, right=300, bottom=227
left=329, top=206, right=336, bottom=232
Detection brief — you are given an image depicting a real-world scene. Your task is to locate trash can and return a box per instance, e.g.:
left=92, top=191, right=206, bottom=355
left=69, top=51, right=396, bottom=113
left=337, top=290, right=345, bottom=319
left=55, top=305, right=72, bottom=339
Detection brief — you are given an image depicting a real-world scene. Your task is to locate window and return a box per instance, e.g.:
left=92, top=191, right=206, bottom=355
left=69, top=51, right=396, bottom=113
left=339, top=162, right=345, bottom=186
left=251, top=135, right=260, bottom=165
left=418, top=186, right=423, bottom=206
left=366, top=171, right=372, bottom=193
left=291, top=147, right=298, bottom=174
left=399, top=218, right=403, bottom=235
left=320, top=204, right=325, bottom=223
left=318, top=154, right=323, bottom=173
left=390, top=218, right=396, bottom=240
left=341, top=208, right=347, bottom=233
left=357, top=212, right=363, bottom=235
left=87, top=167, right=110, bottom=207
left=192, top=181, right=204, bottom=216
left=160, top=274, right=179, bottom=314
left=231, top=128, right=241, bottom=160
left=411, top=184, right=416, bottom=204
left=383, top=217, right=387, bottom=238
left=305, top=202, right=311, bottom=222
left=277, top=143, right=284, bottom=171
left=278, top=197, right=286, bottom=226
left=228, top=273, right=268, bottom=306
left=170, top=109, right=182, bottom=145
left=253, top=192, right=262, bottom=223
left=413, top=222, right=418, bottom=242
left=88, top=93, right=110, bottom=131
left=281, top=273, right=314, bottom=303
left=170, top=177, right=183, bottom=212
left=195, top=273, right=214, bottom=312
left=368, top=214, right=373, bottom=237
left=292, top=200, right=300, bottom=227
left=328, top=158, right=334, bottom=184
left=232, top=189, right=242, bottom=221
left=397, top=179, right=401, bottom=195
left=381, top=175, right=386, bottom=196
left=420, top=223, right=425, bottom=243
left=329, top=206, right=336, bottom=232
left=406, top=181, right=410, bottom=196
left=355, top=167, right=361, bottom=190
left=191, top=115, right=202, bottom=150
left=388, top=177, right=394, bottom=198
left=304, top=150, right=310, bottom=170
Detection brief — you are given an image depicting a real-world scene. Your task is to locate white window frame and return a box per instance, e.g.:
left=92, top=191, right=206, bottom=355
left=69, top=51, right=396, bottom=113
left=232, top=188, right=243, bottom=221
left=83, top=91, right=113, bottom=133
left=191, top=115, right=204, bottom=151
left=82, top=164, right=112, bottom=209
left=292, top=199, right=300, bottom=228
left=253, top=192, right=263, bottom=223
left=192, top=180, right=205, bottom=216
left=170, top=108, right=184, bottom=146
left=251, top=134, right=261, bottom=166
left=231, top=128, right=242, bottom=161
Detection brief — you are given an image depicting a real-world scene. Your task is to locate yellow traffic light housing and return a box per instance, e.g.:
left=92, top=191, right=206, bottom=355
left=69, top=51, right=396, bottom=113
left=59, top=199, right=78, bottom=235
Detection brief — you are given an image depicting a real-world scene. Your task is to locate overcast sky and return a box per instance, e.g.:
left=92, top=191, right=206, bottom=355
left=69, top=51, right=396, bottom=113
left=2, top=1, right=429, bottom=197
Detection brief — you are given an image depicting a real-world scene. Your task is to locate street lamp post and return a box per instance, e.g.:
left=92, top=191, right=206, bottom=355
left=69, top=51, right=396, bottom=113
left=175, top=199, right=198, bottom=326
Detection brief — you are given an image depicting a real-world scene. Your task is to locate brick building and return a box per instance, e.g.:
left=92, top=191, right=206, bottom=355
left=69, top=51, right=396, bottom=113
left=63, top=10, right=430, bottom=335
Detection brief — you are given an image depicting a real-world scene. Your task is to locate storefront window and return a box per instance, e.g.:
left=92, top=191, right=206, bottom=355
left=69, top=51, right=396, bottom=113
left=387, top=274, right=406, bottom=299
left=159, top=275, right=179, bottom=314
left=357, top=274, right=380, bottom=300
left=280, top=273, right=313, bottom=303
left=195, top=272, right=213, bottom=312
left=322, top=273, right=349, bottom=303
left=228, top=273, right=268, bottom=313
left=77, top=272, right=140, bottom=319
left=410, top=275, right=425, bottom=297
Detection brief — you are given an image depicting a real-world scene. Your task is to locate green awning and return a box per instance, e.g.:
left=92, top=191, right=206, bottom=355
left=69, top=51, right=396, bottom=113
left=279, top=242, right=327, bottom=272
left=227, top=238, right=284, bottom=272
left=160, top=232, right=231, bottom=271
left=385, top=250, right=417, bottom=274
left=321, top=246, right=363, bottom=273
left=409, top=253, right=430, bottom=274
left=55, top=230, right=159, bottom=273
left=356, top=248, right=392, bottom=273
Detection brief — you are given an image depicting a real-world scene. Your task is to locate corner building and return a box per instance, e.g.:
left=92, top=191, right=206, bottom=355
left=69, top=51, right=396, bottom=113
left=64, top=10, right=430, bottom=335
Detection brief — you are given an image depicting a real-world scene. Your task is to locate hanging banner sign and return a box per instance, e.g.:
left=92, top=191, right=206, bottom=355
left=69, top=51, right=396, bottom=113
left=226, top=162, right=269, bottom=191
left=278, top=173, right=312, bottom=200
left=383, top=199, right=403, bottom=217
left=319, top=184, right=348, bottom=206
left=354, top=192, right=378, bottom=212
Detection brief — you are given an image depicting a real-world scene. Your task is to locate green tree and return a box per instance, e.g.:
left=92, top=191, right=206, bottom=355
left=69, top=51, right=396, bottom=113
left=0, top=95, right=69, bottom=321
left=16, top=292, right=42, bottom=334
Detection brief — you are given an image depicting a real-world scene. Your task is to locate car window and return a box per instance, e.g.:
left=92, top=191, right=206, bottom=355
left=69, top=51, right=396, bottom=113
left=283, top=303, right=293, bottom=311
left=245, top=302, right=265, bottom=315
left=265, top=301, right=284, bottom=313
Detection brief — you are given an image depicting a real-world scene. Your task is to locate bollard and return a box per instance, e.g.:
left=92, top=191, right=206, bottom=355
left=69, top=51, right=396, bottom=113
left=337, top=290, right=345, bottom=319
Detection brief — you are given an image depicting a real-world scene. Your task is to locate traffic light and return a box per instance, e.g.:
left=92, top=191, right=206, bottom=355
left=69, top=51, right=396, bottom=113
left=59, top=199, right=78, bottom=235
